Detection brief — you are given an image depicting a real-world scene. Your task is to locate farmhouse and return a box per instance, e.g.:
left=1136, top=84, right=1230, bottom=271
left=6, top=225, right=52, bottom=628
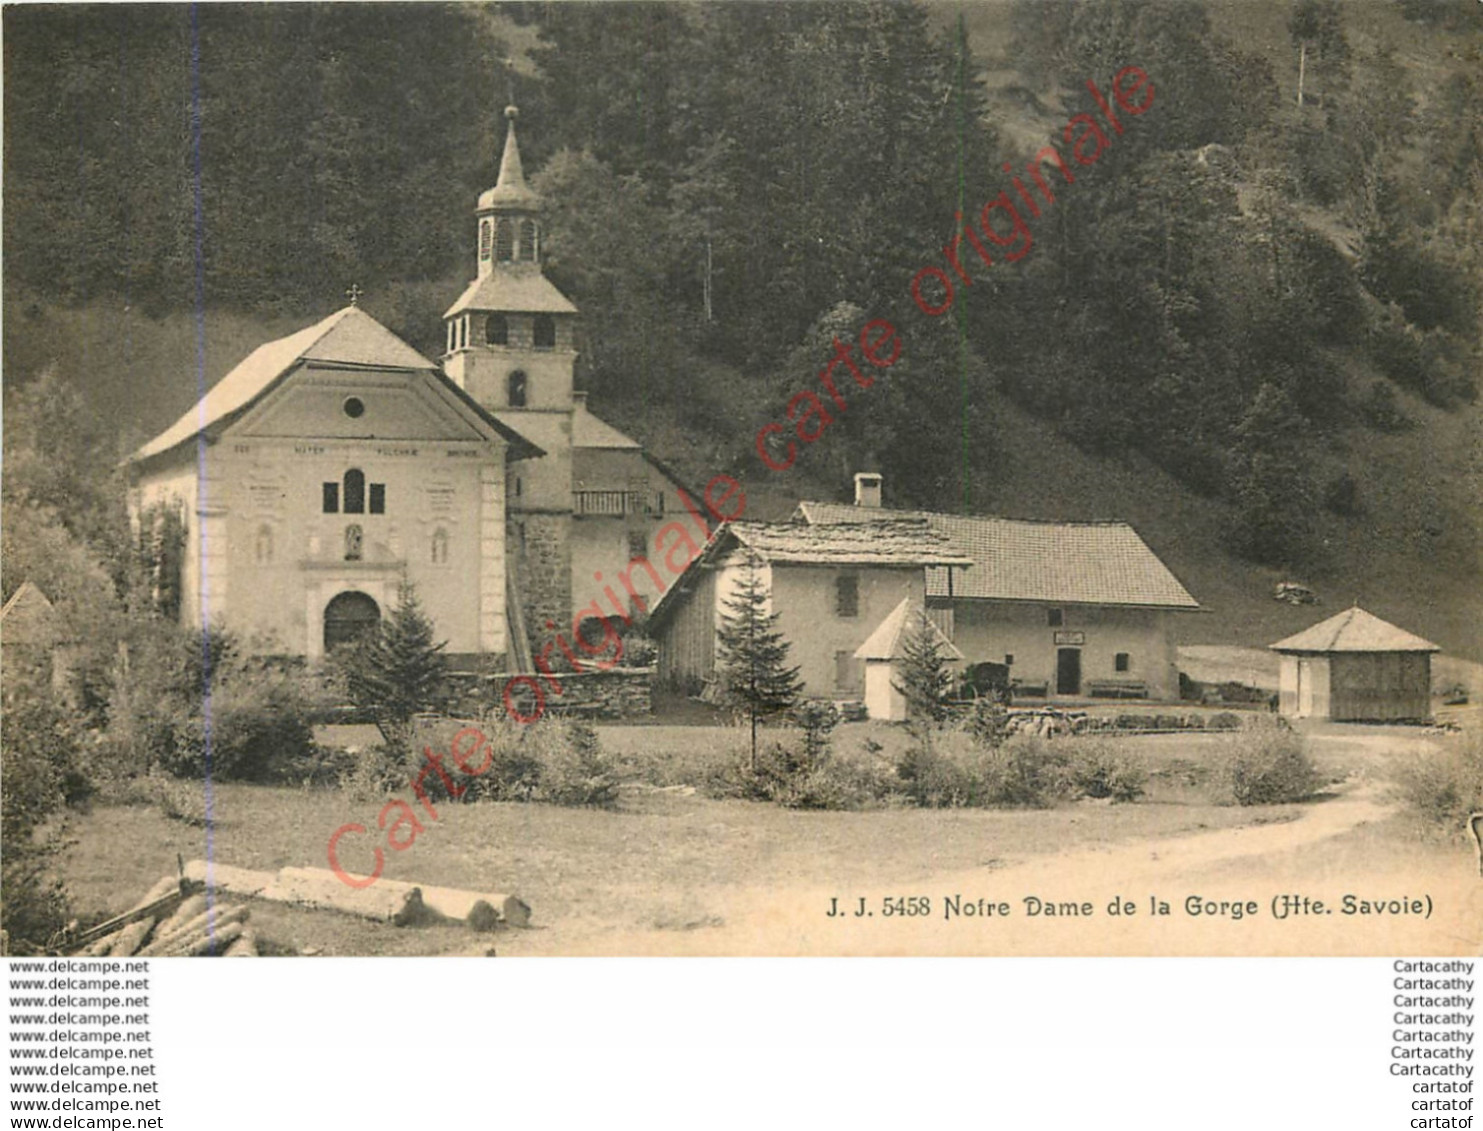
left=648, top=520, right=972, bottom=700
left=125, top=105, right=692, bottom=666
left=796, top=474, right=1201, bottom=702
left=1270, top=606, right=1438, bottom=722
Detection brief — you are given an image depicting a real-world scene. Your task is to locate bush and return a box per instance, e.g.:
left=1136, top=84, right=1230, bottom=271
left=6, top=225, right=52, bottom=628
left=141, top=769, right=209, bottom=826
left=975, top=735, right=1076, bottom=808
left=1, top=671, right=80, bottom=952
left=157, top=661, right=316, bottom=782
left=620, top=632, right=658, bottom=667
left=775, top=754, right=894, bottom=811
left=1068, top=740, right=1148, bottom=803
left=896, top=738, right=975, bottom=808
left=385, top=716, right=619, bottom=808
left=536, top=722, right=620, bottom=808
left=1397, top=729, right=1483, bottom=832
left=103, top=624, right=319, bottom=784
left=340, top=744, right=404, bottom=803
left=962, top=698, right=1010, bottom=748
left=1224, top=719, right=1319, bottom=805
left=705, top=734, right=895, bottom=811
left=705, top=740, right=798, bottom=803
left=792, top=700, right=841, bottom=764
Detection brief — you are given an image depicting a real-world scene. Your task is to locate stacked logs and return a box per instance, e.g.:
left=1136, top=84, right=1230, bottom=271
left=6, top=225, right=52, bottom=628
left=75, top=876, right=257, bottom=958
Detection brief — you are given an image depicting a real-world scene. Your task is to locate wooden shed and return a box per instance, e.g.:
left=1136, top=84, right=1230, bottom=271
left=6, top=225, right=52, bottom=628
left=0, top=581, right=79, bottom=700
left=1269, top=607, right=1438, bottom=722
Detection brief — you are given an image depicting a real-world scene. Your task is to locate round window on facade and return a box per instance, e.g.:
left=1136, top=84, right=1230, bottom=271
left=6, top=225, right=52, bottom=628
left=343, top=396, right=366, bottom=419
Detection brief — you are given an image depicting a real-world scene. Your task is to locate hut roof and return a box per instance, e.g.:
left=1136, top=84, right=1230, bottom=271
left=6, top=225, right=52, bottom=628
left=0, top=581, right=64, bottom=646
left=854, top=598, right=963, bottom=662
left=1269, top=606, right=1439, bottom=654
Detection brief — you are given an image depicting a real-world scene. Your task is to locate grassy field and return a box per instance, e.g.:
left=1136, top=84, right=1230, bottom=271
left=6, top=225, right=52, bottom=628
left=54, top=718, right=1468, bottom=956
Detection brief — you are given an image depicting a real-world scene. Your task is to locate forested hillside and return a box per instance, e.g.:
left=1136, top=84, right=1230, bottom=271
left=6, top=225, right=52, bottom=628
left=4, top=1, right=1480, bottom=656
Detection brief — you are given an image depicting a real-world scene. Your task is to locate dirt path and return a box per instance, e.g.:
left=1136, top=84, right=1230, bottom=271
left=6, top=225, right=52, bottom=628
left=521, top=740, right=1482, bottom=956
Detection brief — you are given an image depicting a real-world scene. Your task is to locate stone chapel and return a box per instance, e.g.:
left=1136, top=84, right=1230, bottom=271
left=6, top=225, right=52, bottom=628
left=127, top=106, right=691, bottom=668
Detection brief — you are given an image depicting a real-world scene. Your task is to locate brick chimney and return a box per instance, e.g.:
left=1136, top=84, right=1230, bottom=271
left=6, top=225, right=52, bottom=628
left=854, top=472, right=882, bottom=509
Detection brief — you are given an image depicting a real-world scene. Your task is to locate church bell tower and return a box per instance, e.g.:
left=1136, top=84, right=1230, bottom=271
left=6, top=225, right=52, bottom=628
left=442, top=105, right=579, bottom=415
left=443, top=104, right=579, bottom=661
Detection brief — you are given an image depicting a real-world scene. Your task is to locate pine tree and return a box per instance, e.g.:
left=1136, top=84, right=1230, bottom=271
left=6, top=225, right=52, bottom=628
left=715, top=559, right=802, bottom=770
left=338, top=581, right=449, bottom=725
left=1228, top=383, right=1316, bottom=568
left=893, top=607, right=956, bottom=739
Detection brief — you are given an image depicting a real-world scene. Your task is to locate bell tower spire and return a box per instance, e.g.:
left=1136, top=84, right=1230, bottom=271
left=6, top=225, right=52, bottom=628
left=474, top=105, right=541, bottom=278
left=442, top=101, right=578, bottom=414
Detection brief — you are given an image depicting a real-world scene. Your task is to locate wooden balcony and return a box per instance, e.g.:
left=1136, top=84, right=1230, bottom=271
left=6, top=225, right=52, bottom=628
left=573, top=489, right=665, bottom=518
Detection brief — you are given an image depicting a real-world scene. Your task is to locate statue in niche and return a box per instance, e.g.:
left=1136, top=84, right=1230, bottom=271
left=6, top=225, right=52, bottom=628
left=345, top=524, right=363, bottom=562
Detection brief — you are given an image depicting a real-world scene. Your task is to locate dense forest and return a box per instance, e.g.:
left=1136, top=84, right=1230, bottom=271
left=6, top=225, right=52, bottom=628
left=3, top=0, right=1480, bottom=578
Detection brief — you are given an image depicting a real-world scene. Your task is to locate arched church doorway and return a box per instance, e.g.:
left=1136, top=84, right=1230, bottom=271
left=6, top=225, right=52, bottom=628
left=323, top=591, right=380, bottom=652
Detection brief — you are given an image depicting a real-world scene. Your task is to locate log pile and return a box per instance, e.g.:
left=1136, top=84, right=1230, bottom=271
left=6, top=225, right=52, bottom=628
left=70, top=861, right=530, bottom=955
left=73, top=877, right=257, bottom=958
left=257, top=866, right=529, bottom=931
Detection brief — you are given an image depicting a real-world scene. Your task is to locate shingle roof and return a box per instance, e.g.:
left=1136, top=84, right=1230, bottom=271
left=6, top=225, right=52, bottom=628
left=127, top=306, right=542, bottom=466
left=647, top=520, right=973, bottom=627
left=443, top=269, right=578, bottom=318
left=854, top=598, right=964, bottom=662
left=1269, top=607, right=1439, bottom=654
left=728, top=520, right=974, bottom=568
left=796, top=502, right=1200, bottom=609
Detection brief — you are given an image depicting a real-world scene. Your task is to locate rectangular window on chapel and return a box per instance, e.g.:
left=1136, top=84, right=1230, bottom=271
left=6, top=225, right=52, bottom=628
left=322, top=483, right=339, bottom=514
left=369, top=484, right=385, bottom=514
left=1115, top=653, right=1131, bottom=672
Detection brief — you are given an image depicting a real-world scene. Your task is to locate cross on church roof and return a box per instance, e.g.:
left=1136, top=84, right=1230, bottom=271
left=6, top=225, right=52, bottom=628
left=345, top=283, right=363, bottom=307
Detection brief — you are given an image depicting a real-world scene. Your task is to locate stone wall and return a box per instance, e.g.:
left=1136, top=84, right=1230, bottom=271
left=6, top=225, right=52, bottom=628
left=445, top=665, right=653, bottom=721
left=511, top=512, right=573, bottom=657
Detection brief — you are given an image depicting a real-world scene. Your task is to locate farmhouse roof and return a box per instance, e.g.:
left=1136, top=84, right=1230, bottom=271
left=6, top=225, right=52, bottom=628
left=126, top=306, right=541, bottom=466
left=647, top=521, right=972, bottom=626
left=795, top=502, right=1200, bottom=609
left=854, top=598, right=964, bottom=662
left=725, top=520, right=974, bottom=569
left=1269, top=606, right=1439, bottom=654
left=443, top=268, right=579, bottom=318
left=0, top=581, right=63, bottom=646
